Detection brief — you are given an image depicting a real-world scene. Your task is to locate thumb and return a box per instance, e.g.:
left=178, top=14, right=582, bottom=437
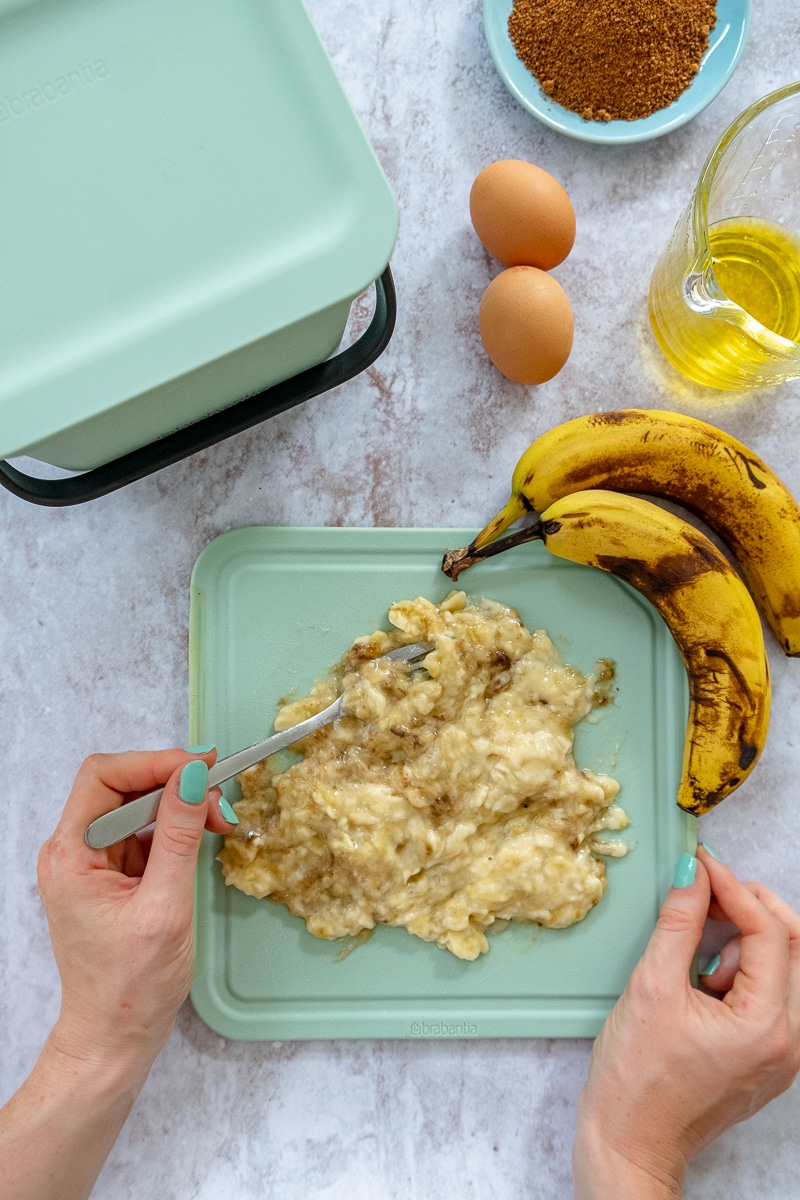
left=140, top=758, right=210, bottom=903
left=638, top=852, right=710, bottom=986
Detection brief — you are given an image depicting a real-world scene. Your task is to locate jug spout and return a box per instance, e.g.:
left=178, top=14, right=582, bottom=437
left=683, top=269, right=721, bottom=316
left=649, top=82, right=800, bottom=389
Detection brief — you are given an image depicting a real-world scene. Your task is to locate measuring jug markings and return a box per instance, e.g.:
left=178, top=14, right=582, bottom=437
left=731, top=119, right=795, bottom=203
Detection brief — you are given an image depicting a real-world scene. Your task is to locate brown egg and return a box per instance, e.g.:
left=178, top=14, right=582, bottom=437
left=478, top=266, right=573, bottom=385
left=470, top=159, right=576, bottom=269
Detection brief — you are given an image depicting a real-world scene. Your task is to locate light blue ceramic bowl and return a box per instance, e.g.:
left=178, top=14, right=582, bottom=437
left=483, top=0, right=751, bottom=144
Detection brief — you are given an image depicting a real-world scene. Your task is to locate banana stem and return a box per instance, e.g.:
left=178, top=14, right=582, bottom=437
left=442, top=516, right=543, bottom=581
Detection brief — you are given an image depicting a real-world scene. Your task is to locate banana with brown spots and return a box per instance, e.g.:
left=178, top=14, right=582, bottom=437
left=452, top=409, right=800, bottom=655
left=446, top=489, right=771, bottom=816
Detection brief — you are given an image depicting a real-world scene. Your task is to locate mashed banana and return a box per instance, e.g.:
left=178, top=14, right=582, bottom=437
left=219, top=592, right=627, bottom=960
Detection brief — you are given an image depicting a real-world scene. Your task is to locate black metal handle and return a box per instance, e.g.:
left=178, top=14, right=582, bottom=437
left=0, top=266, right=396, bottom=507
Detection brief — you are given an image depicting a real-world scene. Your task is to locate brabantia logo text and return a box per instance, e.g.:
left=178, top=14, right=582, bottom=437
left=410, top=1021, right=478, bottom=1037
left=0, top=60, right=110, bottom=124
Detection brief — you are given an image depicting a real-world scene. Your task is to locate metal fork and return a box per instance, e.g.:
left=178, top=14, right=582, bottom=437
left=84, top=641, right=434, bottom=849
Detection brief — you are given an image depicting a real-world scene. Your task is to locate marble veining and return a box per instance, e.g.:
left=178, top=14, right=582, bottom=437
left=2, top=1, right=800, bottom=1196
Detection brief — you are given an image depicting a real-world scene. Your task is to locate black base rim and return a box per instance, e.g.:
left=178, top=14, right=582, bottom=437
left=0, top=266, right=396, bottom=507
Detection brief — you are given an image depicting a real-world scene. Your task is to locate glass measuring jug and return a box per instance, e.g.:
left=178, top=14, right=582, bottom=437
left=648, top=81, right=800, bottom=390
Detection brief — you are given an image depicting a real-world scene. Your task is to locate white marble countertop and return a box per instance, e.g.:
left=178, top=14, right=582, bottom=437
left=2, top=2, right=800, bottom=1196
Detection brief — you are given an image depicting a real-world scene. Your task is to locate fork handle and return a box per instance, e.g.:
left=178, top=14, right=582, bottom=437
left=83, top=697, right=344, bottom=849
left=84, top=787, right=166, bottom=849
left=83, top=641, right=433, bottom=850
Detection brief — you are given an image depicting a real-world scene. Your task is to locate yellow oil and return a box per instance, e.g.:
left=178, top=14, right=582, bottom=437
left=648, top=216, right=800, bottom=389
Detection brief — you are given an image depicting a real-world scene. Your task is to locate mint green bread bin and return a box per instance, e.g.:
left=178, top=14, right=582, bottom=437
left=0, top=0, right=397, bottom=504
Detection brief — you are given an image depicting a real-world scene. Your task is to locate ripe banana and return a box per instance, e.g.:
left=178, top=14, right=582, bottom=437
left=474, top=490, right=770, bottom=816
left=465, top=409, right=800, bottom=655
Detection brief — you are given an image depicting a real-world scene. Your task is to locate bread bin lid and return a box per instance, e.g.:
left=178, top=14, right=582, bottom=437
left=0, top=0, right=398, bottom=459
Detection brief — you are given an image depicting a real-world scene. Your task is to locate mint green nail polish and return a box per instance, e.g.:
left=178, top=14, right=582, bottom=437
left=186, top=744, right=215, bottom=754
left=700, top=953, right=721, bottom=976
left=179, top=759, right=208, bottom=805
left=219, top=797, right=239, bottom=825
left=673, top=852, right=697, bottom=888
left=701, top=842, right=723, bottom=861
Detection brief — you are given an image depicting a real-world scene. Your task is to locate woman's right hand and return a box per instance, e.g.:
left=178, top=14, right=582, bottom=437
left=572, top=846, right=800, bottom=1199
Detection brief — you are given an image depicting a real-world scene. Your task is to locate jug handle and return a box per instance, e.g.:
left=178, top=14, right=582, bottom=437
left=0, top=267, right=397, bottom=508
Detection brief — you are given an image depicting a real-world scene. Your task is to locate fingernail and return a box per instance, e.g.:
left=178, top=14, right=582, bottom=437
left=186, top=744, right=215, bottom=754
left=179, top=759, right=209, bottom=805
left=701, top=842, right=723, bottom=861
left=673, top=852, right=697, bottom=889
left=219, top=797, right=239, bottom=825
left=700, top=953, right=721, bottom=977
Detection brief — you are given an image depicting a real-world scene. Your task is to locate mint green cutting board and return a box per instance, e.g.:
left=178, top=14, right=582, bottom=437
left=189, top=528, right=695, bottom=1040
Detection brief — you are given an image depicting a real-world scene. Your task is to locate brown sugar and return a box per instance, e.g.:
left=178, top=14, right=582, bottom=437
left=508, top=0, right=718, bottom=122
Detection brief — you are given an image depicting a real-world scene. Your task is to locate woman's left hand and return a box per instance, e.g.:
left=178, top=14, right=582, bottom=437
left=0, top=749, right=238, bottom=1200
left=37, top=748, right=234, bottom=1071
